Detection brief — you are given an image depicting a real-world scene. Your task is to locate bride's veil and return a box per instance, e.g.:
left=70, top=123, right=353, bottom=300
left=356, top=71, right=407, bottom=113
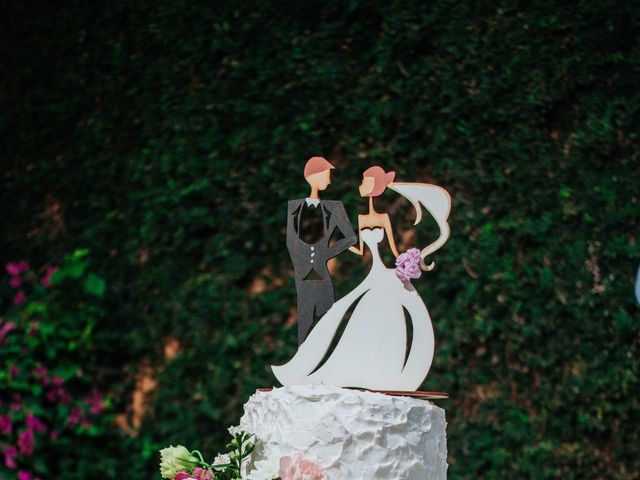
left=388, top=182, right=451, bottom=271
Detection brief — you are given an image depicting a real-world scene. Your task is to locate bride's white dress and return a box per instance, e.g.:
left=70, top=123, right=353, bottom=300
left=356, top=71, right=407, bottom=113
left=272, top=227, right=435, bottom=391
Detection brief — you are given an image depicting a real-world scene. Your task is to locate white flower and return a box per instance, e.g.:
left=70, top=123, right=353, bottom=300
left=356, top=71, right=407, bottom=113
left=228, top=425, right=244, bottom=437
left=213, top=453, right=231, bottom=471
left=158, top=445, right=198, bottom=479
left=247, top=457, right=280, bottom=480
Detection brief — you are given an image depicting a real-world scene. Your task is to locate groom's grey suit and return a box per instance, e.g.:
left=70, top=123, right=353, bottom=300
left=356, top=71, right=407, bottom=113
left=287, top=198, right=356, bottom=345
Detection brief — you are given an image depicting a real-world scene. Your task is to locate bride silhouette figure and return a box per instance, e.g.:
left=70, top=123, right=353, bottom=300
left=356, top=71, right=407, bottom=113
left=272, top=166, right=451, bottom=391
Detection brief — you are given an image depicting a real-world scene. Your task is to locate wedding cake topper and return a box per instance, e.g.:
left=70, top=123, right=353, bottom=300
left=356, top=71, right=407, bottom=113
left=273, top=158, right=451, bottom=392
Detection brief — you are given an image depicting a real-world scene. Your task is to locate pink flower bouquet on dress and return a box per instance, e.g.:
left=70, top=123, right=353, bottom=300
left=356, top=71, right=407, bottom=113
left=394, top=248, right=422, bottom=282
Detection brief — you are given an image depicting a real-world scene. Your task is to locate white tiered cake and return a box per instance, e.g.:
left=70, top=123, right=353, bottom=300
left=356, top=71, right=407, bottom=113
left=240, top=385, right=447, bottom=480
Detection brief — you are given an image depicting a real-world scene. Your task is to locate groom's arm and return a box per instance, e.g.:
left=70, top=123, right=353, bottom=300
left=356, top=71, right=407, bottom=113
left=286, top=200, right=301, bottom=253
left=326, top=201, right=357, bottom=259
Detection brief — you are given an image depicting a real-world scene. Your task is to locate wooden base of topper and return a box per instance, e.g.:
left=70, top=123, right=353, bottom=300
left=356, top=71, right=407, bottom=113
left=257, top=387, right=448, bottom=400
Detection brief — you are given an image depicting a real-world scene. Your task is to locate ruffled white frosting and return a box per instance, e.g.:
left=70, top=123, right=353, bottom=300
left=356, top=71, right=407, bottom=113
left=240, top=385, right=447, bottom=480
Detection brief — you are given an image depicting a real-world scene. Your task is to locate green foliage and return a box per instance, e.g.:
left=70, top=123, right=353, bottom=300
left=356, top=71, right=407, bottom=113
left=0, top=252, right=114, bottom=478
left=1, top=1, right=639, bottom=479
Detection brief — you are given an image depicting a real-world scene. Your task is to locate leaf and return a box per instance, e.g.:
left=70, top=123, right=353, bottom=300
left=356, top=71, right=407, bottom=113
left=83, top=274, right=106, bottom=297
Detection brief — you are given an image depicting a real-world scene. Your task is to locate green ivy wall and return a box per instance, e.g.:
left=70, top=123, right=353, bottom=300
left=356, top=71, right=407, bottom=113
left=1, top=1, right=639, bottom=478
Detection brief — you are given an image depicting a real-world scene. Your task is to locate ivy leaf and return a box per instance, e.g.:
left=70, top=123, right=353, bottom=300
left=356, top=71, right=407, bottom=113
left=83, top=274, right=106, bottom=297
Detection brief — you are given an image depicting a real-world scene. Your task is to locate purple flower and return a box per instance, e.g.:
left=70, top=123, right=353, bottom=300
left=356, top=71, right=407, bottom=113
left=18, top=429, right=34, bottom=456
left=18, top=470, right=32, bottom=480
left=25, top=415, right=46, bottom=433
left=395, top=248, right=423, bottom=282
left=0, top=415, right=12, bottom=435
left=3, top=446, right=17, bottom=469
left=13, top=290, right=26, bottom=305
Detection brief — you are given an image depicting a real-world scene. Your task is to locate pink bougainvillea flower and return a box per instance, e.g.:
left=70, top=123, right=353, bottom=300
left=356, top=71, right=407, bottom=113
left=9, top=276, right=22, bottom=288
left=40, top=266, right=58, bottom=287
left=28, top=321, right=39, bottom=336
left=9, top=364, right=20, bottom=379
left=68, top=407, right=83, bottom=426
left=33, top=366, right=47, bottom=378
left=50, top=430, right=59, bottom=441
left=58, top=389, right=71, bottom=404
left=0, top=321, right=16, bottom=344
left=0, top=415, right=12, bottom=435
left=84, top=391, right=105, bottom=415
left=6, top=262, right=25, bottom=277
left=279, top=455, right=326, bottom=480
left=193, top=467, right=213, bottom=480
left=46, top=389, right=57, bottom=402
left=3, top=446, right=17, bottom=469
left=18, top=429, right=35, bottom=456
left=25, top=415, right=46, bottom=433
left=13, top=290, right=26, bottom=304
left=51, top=375, right=64, bottom=387
left=10, top=394, right=22, bottom=411
left=18, top=470, right=32, bottom=480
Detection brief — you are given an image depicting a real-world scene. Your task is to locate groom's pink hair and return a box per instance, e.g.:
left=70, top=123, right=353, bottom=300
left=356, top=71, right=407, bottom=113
left=304, top=156, right=335, bottom=178
left=363, top=166, right=395, bottom=197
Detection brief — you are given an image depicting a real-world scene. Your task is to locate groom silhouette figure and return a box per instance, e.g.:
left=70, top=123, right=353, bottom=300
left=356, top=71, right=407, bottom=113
left=286, top=157, right=357, bottom=345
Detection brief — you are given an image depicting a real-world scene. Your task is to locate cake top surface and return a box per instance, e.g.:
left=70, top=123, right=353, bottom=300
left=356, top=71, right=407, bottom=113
left=240, top=385, right=447, bottom=480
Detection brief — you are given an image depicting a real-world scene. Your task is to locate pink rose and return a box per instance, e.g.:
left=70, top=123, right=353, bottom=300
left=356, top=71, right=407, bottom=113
left=3, top=446, right=17, bottom=469
left=279, top=455, right=325, bottom=480
left=174, top=472, right=194, bottom=480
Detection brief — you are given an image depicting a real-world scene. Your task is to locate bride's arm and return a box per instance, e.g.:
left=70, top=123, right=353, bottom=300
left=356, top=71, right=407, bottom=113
left=349, top=216, right=364, bottom=255
left=382, top=214, right=400, bottom=257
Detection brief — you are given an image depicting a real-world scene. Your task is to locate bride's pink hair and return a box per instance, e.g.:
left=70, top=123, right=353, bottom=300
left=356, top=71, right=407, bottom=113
left=363, top=166, right=395, bottom=197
